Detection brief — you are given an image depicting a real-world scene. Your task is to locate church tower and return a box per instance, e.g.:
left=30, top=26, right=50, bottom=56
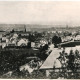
left=24, top=25, right=26, bottom=32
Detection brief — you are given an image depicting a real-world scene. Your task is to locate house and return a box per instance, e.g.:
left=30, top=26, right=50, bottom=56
left=1, top=37, right=7, bottom=48
left=12, top=33, right=18, bottom=39
left=19, top=32, right=30, bottom=37
left=19, top=63, right=34, bottom=74
left=34, top=38, right=48, bottom=48
left=21, top=33, right=29, bottom=36
left=7, top=43, right=16, bottom=47
left=2, top=37, right=6, bottom=42
left=17, top=38, right=28, bottom=46
left=72, top=31, right=76, bottom=35
left=11, top=38, right=17, bottom=45
left=6, top=41, right=16, bottom=47
left=0, top=34, right=2, bottom=39
left=6, top=37, right=17, bottom=47
left=62, top=36, right=73, bottom=42
left=40, top=38, right=48, bottom=46
left=58, top=31, right=62, bottom=33
left=34, top=38, right=41, bottom=48
left=35, top=43, right=41, bottom=48
left=74, top=35, right=80, bottom=41
left=1, top=41, right=6, bottom=48
left=31, top=42, right=35, bottom=48
left=48, top=31, right=50, bottom=33
left=6, top=38, right=9, bottom=43
left=9, top=33, right=18, bottom=41
left=11, top=39, right=16, bottom=43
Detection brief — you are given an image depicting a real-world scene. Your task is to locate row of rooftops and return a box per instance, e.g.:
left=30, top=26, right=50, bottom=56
left=0, top=31, right=49, bottom=49
left=61, top=35, right=80, bottom=42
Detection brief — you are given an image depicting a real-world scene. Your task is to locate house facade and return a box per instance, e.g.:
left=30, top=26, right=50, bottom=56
left=17, top=38, right=28, bottom=46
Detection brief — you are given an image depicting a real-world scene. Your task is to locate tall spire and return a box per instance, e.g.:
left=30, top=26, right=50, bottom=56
left=24, top=25, right=26, bottom=32
left=66, top=25, right=68, bottom=28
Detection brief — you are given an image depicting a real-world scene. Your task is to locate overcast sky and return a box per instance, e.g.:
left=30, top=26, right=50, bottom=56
left=0, top=1, right=80, bottom=26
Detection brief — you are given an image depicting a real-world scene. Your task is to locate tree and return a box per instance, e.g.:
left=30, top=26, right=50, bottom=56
left=67, top=50, right=75, bottom=71
left=58, top=37, right=62, bottom=44
left=28, top=34, right=36, bottom=42
left=52, top=35, right=58, bottom=44
left=52, top=36, right=62, bottom=44
left=11, top=29, right=14, bottom=33
left=27, top=41, right=31, bottom=48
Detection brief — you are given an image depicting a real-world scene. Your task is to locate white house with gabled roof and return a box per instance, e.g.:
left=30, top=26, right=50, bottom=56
left=17, top=38, right=28, bottom=46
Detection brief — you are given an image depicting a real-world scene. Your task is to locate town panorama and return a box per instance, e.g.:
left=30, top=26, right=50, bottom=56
left=0, top=24, right=80, bottom=79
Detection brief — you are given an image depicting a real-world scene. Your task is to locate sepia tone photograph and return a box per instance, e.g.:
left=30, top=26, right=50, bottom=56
left=0, top=1, right=80, bottom=79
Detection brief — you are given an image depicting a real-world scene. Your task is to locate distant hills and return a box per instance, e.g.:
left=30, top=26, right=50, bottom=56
left=0, top=24, right=80, bottom=32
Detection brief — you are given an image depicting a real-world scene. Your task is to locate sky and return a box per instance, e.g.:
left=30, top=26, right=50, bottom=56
left=0, top=1, right=80, bottom=26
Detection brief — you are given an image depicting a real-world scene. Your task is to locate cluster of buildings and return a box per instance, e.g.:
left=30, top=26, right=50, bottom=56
left=61, top=35, right=80, bottom=42
left=47, top=30, right=80, bottom=43
left=1, top=27, right=80, bottom=49
left=0, top=32, right=29, bottom=48
left=0, top=30, right=49, bottom=49
left=1, top=26, right=80, bottom=78
left=0, top=29, right=80, bottom=49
